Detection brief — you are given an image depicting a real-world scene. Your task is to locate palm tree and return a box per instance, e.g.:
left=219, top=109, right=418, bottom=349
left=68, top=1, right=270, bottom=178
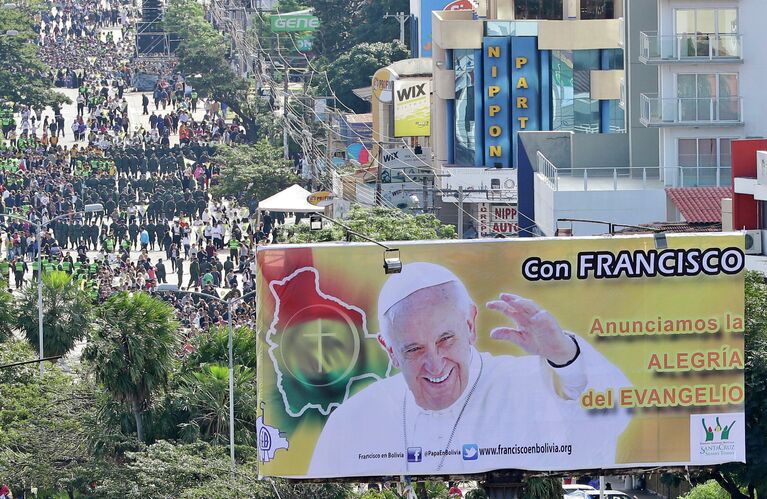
left=83, top=291, right=179, bottom=442
left=183, top=325, right=258, bottom=372
left=178, top=363, right=258, bottom=444
left=15, top=271, right=92, bottom=359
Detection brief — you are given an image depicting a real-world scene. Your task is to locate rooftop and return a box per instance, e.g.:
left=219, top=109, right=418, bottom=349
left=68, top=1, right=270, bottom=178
left=665, top=187, right=732, bottom=223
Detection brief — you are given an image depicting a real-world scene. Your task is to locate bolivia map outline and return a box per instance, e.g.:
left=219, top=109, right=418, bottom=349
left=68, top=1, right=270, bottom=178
left=266, top=267, right=393, bottom=417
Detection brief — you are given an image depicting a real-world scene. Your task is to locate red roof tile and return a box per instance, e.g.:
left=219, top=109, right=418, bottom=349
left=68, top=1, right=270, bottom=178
left=665, top=187, right=733, bottom=223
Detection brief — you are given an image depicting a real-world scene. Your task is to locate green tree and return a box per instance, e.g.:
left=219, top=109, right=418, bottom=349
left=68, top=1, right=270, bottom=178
left=681, top=271, right=767, bottom=498
left=183, top=325, right=258, bottom=371
left=92, top=440, right=263, bottom=498
left=15, top=270, right=92, bottom=360
left=0, top=4, right=69, bottom=109
left=210, top=141, right=300, bottom=203
left=177, top=364, right=257, bottom=444
left=350, top=0, right=410, bottom=47
left=306, top=0, right=408, bottom=59
left=678, top=480, right=734, bottom=499
left=83, top=292, right=179, bottom=443
left=282, top=205, right=457, bottom=243
left=316, top=41, right=410, bottom=113
left=165, top=0, right=261, bottom=138
left=0, top=339, right=36, bottom=384
left=520, top=477, right=564, bottom=499
left=0, top=341, right=101, bottom=498
left=0, top=290, right=14, bottom=343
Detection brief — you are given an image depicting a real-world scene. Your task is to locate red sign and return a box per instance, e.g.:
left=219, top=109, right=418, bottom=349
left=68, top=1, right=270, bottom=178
left=445, top=0, right=474, bottom=10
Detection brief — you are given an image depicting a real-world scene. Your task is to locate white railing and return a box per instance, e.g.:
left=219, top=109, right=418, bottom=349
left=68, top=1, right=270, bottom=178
left=535, top=153, right=732, bottom=192
left=640, top=32, right=743, bottom=62
left=640, top=94, right=743, bottom=126
left=537, top=151, right=559, bottom=191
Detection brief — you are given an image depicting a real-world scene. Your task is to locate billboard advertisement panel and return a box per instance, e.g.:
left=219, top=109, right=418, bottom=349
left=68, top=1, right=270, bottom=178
left=394, top=79, right=431, bottom=137
left=417, top=0, right=475, bottom=57
left=270, top=11, right=320, bottom=32
left=256, top=234, right=746, bottom=478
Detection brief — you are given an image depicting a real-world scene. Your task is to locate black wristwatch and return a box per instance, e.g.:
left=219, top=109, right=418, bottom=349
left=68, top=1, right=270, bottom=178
left=548, top=334, right=581, bottom=369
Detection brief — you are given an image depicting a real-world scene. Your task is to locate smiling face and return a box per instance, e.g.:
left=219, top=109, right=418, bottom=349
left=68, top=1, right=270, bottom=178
left=380, top=282, right=477, bottom=411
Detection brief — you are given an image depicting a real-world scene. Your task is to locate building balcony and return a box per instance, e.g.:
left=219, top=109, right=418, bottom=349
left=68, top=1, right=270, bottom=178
left=536, top=152, right=732, bottom=191
left=639, top=32, right=743, bottom=64
left=639, top=94, right=744, bottom=127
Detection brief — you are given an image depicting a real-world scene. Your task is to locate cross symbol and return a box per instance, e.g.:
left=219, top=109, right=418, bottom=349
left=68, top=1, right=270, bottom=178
left=304, top=319, right=336, bottom=373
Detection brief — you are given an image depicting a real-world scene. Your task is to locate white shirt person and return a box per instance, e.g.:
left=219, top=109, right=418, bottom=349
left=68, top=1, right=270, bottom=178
left=308, top=263, right=631, bottom=477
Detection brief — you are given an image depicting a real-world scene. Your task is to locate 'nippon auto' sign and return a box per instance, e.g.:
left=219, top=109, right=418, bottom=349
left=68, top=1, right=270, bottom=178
left=271, top=13, right=320, bottom=32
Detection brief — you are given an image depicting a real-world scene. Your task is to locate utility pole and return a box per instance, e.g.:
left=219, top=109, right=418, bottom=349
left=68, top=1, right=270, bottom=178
left=283, top=66, right=289, bottom=160
left=383, top=12, right=410, bottom=45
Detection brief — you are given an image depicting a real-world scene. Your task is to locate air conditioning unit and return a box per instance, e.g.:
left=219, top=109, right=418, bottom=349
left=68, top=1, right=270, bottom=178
left=744, top=230, right=762, bottom=255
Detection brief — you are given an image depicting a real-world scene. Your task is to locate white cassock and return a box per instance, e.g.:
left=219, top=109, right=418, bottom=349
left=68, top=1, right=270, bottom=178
left=308, top=335, right=631, bottom=478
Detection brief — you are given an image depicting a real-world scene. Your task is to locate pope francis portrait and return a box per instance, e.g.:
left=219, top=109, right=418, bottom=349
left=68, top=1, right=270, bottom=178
left=308, top=262, right=631, bottom=477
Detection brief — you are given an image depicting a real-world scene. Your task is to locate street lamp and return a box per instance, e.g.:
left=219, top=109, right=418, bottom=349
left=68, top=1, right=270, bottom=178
left=2, top=203, right=103, bottom=376
left=155, top=283, right=257, bottom=480
left=309, top=212, right=402, bottom=274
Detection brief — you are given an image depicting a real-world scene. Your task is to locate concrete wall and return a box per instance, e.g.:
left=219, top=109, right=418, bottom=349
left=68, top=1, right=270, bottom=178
left=572, top=133, right=630, bottom=168
left=534, top=176, right=668, bottom=235
left=538, top=19, right=623, bottom=49
left=518, top=131, right=574, bottom=168
left=625, top=0, right=660, bottom=168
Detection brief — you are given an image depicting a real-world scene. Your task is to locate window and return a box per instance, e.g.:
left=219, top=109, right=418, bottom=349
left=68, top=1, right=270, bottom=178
left=674, top=8, right=738, bottom=57
left=454, top=49, right=475, bottom=166
left=676, top=73, right=739, bottom=122
left=515, top=0, right=563, bottom=20
left=581, top=0, right=614, bottom=20
left=551, top=50, right=603, bottom=133
left=677, top=137, right=733, bottom=186
left=551, top=50, right=574, bottom=131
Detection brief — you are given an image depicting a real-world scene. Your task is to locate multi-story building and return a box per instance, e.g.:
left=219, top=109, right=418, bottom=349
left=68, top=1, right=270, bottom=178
left=639, top=0, right=767, bottom=189
left=426, top=0, right=668, bottom=236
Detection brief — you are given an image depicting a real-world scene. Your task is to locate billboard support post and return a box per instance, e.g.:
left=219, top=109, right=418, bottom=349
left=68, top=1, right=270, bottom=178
left=457, top=185, right=464, bottom=238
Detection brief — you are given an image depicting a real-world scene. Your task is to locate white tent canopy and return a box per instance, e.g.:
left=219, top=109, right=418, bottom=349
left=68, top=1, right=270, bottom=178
left=257, top=184, right=318, bottom=213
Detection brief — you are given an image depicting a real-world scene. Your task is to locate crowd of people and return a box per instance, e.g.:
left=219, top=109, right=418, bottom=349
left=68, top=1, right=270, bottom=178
left=0, top=0, right=273, bottom=360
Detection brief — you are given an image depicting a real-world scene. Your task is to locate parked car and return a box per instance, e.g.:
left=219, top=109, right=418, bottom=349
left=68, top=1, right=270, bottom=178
left=566, top=490, right=631, bottom=499
left=564, top=484, right=597, bottom=493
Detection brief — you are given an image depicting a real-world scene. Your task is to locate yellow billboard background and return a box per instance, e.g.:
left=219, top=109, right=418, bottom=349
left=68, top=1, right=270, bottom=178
left=393, top=79, right=431, bottom=137
left=256, top=234, right=745, bottom=477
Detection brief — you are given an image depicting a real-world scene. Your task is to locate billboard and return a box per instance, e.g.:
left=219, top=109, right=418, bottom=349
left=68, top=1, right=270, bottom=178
left=270, top=11, right=320, bottom=32
left=478, top=204, right=518, bottom=236
left=256, top=234, right=746, bottom=478
left=417, top=0, right=475, bottom=57
left=381, top=147, right=433, bottom=183
left=394, top=79, right=431, bottom=137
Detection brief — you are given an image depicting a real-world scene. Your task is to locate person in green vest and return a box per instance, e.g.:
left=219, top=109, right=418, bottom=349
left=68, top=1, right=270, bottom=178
left=228, top=237, right=240, bottom=265
left=61, top=260, right=72, bottom=274
left=190, top=90, right=199, bottom=112
left=30, top=259, right=39, bottom=281
left=43, top=259, right=54, bottom=274
left=104, top=237, right=114, bottom=253
left=13, top=257, right=27, bottom=289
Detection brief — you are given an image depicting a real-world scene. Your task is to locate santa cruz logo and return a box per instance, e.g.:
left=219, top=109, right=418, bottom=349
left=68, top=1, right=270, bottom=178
left=690, top=413, right=744, bottom=464
left=702, top=417, right=736, bottom=442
